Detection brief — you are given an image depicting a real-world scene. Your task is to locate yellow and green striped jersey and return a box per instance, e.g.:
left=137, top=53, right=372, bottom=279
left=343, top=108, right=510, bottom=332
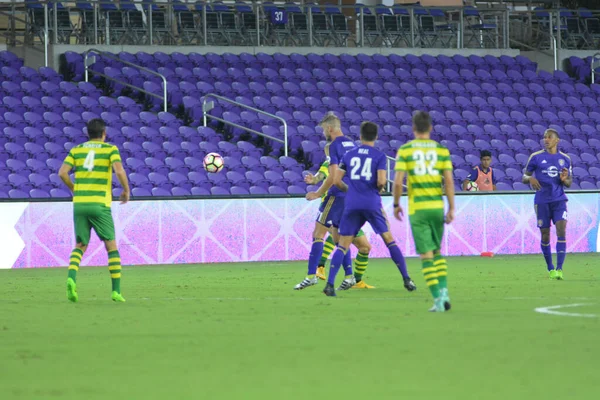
left=63, top=141, right=122, bottom=208
left=318, top=160, right=330, bottom=201
left=394, top=139, right=452, bottom=215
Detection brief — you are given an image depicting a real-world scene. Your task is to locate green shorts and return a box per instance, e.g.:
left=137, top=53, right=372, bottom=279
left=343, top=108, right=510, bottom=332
left=409, top=209, right=445, bottom=254
left=74, top=204, right=116, bottom=245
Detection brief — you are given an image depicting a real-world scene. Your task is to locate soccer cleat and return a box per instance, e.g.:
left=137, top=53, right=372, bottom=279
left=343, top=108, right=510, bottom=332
left=352, top=280, right=375, bottom=289
left=323, top=283, right=336, bottom=297
left=403, top=277, right=417, bottom=292
left=337, top=276, right=356, bottom=291
left=428, top=298, right=445, bottom=312
left=556, top=270, right=564, bottom=280
left=549, top=269, right=559, bottom=280
left=66, top=278, right=78, bottom=303
left=440, top=288, right=451, bottom=311
left=316, top=266, right=327, bottom=281
left=111, top=291, right=126, bottom=302
left=294, top=276, right=318, bottom=290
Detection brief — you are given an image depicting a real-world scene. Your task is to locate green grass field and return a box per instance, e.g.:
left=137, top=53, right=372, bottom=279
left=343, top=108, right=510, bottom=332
left=1, top=254, right=599, bottom=400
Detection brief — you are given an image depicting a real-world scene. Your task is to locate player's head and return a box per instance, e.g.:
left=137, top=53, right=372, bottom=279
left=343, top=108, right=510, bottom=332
left=543, top=129, right=559, bottom=151
left=480, top=150, right=492, bottom=169
left=412, top=111, right=432, bottom=137
left=360, top=121, right=378, bottom=143
left=319, top=112, right=342, bottom=141
left=87, top=118, right=106, bottom=141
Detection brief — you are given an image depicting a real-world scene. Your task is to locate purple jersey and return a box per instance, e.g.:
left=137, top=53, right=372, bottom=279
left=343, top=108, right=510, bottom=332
left=339, top=145, right=387, bottom=210
left=326, top=136, right=356, bottom=197
left=525, top=150, right=571, bottom=204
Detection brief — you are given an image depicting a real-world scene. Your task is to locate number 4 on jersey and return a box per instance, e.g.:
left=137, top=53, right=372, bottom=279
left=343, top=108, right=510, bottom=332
left=350, top=157, right=373, bottom=180
left=83, top=151, right=96, bottom=172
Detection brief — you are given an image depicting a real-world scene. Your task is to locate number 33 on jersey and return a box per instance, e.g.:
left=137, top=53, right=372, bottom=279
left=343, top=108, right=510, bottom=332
left=394, top=140, right=453, bottom=215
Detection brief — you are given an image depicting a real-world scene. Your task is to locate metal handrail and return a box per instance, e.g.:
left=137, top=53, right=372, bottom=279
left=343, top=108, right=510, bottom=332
left=551, top=34, right=558, bottom=71
left=83, top=48, right=168, bottom=113
left=202, top=93, right=288, bottom=158
left=592, top=52, right=600, bottom=84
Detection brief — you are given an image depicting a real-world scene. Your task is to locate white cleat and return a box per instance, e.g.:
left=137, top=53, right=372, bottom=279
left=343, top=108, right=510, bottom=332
left=428, top=297, right=446, bottom=312
left=440, top=288, right=451, bottom=311
left=337, top=276, right=356, bottom=291
left=294, top=277, right=319, bottom=290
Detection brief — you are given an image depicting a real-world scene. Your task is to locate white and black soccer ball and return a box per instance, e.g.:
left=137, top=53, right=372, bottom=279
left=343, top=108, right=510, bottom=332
left=203, top=152, right=224, bottom=173
left=466, top=181, right=479, bottom=192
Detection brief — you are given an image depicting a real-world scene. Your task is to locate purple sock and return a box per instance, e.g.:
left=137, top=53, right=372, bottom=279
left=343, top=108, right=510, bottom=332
left=387, top=241, right=409, bottom=279
left=556, top=237, right=566, bottom=270
left=342, top=248, right=352, bottom=276
left=307, top=239, right=324, bottom=275
left=328, top=246, right=346, bottom=286
left=541, top=240, right=554, bottom=271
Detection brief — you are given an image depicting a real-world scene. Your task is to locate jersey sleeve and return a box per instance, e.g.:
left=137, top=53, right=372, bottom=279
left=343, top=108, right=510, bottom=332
left=63, top=150, right=75, bottom=167
left=339, top=153, right=348, bottom=171
left=376, top=152, right=387, bottom=171
left=394, top=148, right=407, bottom=172
left=465, top=167, right=478, bottom=182
left=318, top=161, right=329, bottom=178
left=525, top=153, right=537, bottom=174
left=492, top=169, right=498, bottom=185
left=328, top=142, right=340, bottom=165
left=439, top=148, right=453, bottom=171
left=109, top=146, right=122, bottom=164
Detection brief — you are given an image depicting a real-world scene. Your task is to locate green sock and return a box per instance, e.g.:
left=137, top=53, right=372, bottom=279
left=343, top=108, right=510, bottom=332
left=353, top=252, right=369, bottom=282
left=422, top=258, right=440, bottom=299
left=434, top=254, right=448, bottom=291
left=319, top=235, right=336, bottom=266
left=108, top=250, right=122, bottom=293
left=68, top=248, right=83, bottom=282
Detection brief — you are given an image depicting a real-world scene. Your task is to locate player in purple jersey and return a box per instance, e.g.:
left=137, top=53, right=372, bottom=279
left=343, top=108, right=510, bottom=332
left=294, top=112, right=373, bottom=291
left=523, top=129, right=572, bottom=280
left=323, top=122, right=417, bottom=296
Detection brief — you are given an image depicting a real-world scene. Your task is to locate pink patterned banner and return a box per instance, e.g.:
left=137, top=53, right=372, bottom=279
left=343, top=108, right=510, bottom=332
left=3, top=193, right=598, bottom=269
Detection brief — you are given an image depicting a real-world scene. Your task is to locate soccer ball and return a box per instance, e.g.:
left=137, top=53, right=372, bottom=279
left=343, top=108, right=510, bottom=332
left=203, top=152, right=224, bottom=173
left=466, top=181, right=479, bottom=192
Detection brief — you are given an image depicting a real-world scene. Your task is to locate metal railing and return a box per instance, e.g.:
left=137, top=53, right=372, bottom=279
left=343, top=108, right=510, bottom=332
left=5, top=1, right=600, bottom=52
left=202, top=93, right=288, bottom=158
left=83, top=48, right=168, bottom=113
left=592, top=52, right=600, bottom=84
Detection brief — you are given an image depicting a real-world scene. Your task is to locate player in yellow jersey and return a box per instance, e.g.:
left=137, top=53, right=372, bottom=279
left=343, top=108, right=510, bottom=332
left=58, top=118, right=131, bottom=303
left=392, top=111, right=455, bottom=312
left=304, top=160, right=373, bottom=288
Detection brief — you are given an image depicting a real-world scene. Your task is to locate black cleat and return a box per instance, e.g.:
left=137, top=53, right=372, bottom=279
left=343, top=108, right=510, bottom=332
left=323, top=283, right=336, bottom=297
left=403, top=277, right=417, bottom=292
left=443, top=301, right=451, bottom=311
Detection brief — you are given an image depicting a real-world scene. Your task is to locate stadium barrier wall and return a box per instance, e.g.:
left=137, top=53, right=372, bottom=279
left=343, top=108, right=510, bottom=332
left=1, top=192, right=598, bottom=269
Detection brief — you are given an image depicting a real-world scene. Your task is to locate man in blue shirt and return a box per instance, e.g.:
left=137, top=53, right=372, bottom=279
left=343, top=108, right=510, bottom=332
left=323, top=121, right=416, bottom=296
left=523, top=129, right=572, bottom=280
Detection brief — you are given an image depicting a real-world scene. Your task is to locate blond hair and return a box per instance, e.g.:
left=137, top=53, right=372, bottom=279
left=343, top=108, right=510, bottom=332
left=319, top=111, right=341, bottom=129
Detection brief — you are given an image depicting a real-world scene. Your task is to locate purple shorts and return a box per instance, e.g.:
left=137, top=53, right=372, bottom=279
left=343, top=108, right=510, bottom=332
left=338, top=208, right=390, bottom=237
left=535, top=201, right=568, bottom=229
left=316, top=194, right=345, bottom=228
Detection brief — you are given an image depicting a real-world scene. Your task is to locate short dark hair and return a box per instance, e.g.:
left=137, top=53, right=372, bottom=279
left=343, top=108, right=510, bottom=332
left=544, top=128, right=560, bottom=139
left=412, top=111, right=432, bottom=134
left=87, top=118, right=106, bottom=139
left=360, top=121, right=378, bottom=142
left=480, top=150, right=492, bottom=158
